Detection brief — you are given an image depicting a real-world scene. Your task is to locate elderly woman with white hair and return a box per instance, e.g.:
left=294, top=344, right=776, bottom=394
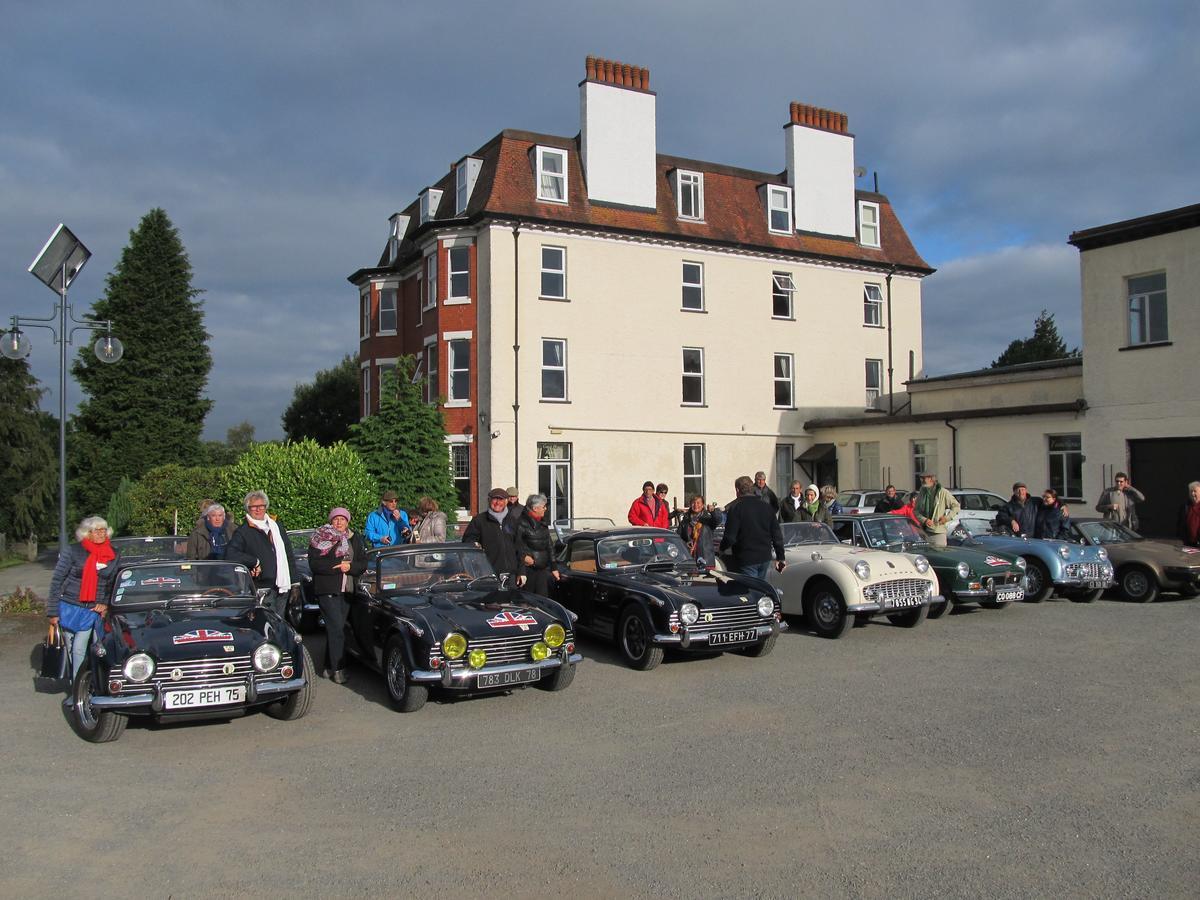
left=186, top=502, right=236, bottom=560
left=513, top=493, right=560, bottom=596
left=47, top=516, right=120, bottom=681
left=225, top=490, right=297, bottom=616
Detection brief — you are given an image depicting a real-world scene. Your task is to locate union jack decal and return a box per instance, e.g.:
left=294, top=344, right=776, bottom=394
left=486, top=610, right=538, bottom=631
left=984, top=556, right=1011, bottom=567
left=173, top=629, right=234, bottom=644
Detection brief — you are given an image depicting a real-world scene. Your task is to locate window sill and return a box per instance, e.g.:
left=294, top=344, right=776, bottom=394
left=539, top=295, right=570, bottom=302
left=863, top=323, right=885, bottom=329
left=444, top=297, right=471, bottom=306
left=444, top=400, right=471, bottom=408
left=536, top=197, right=569, bottom=205
left=540, top=398, right=570, bottom=404
left=773, top=406, right=796, bottom=411
left=1118, top=341, right=1172, bottom=352
left=767, top=229, right=793, bottom=237
left=682, top=403, right=708, bottom=408
left=681, top=307, right=706, bottom=314
left=376, top=330, right=397, bottom=337
left=859, top=241, right=881, bottom=250
left=772, top=315, right=795, bottom=321
left=678, top=216, right=707, bottom=224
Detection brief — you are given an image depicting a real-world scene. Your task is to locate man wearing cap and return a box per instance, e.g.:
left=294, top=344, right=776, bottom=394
left=462, top=488, right=519, bottom=583
left=365, top=490, right=411, bottom=549
left=913, top=472, right=960, bottom=546
left=628, top=481, right=670, bottom=528
left=506, top=487, right=527, bottom=522
left=996, top=482, right=1038, bottom=536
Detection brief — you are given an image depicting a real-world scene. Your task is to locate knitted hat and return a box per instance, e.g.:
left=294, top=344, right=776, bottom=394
left=329, top=507, right=352, bottom=523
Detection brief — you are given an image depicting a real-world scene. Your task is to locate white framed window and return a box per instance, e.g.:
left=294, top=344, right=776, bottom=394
left=768, top=186, right=793, bottom=234
left=378, top=288, right=397, bottom=334
left=1127, top=272, right=1168, bottom=345
left=448, top=246, right=470, bottom=301
left=541, top=246, right=566, bottom=299
left=911, top=439, right=938, bottom=490
left=455, top=158, right=481, bottom=215
left=360, top=292, right=370, bottom=339
left=419, top=188, right=442, bottom=226
left=451, top=443, right=471, bottom=511
left=773, top=353, right=794, bottom=408
left=864, top=283, right=883, bottom=327
left=774, top=444, right=794, bottom=498
left=677, top=170, right=704, bottom=220
left=424, top=342, right=438, bottom=404
left=541, top=338, right=567, bottom=401
left=361, top=364, right=371, bottom=418
left=865, top=358, right=882, bottom=408
left=1048, top=434, right=1083, bottom=501
left=682, top=347, right=704, bottom=406
left=683, top=443, right=705, bottom=501
left=447, top=338, right=470, bottom=404
left=536, top=146, right=568, bottom=203
left=858, top=201, right=880, bottom=247
left=681, top=261, right=704, bottom=311
left=424, top=253, right=437, bottom=310
left=772, top=272, right=795, bottom=319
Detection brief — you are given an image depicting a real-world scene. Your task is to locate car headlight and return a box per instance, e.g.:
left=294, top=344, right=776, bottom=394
left=956, top=561, right=970, bottom=578
left=531, top=642, right=550, bottom=661
left=756, top=597, right=774, bottom=617
left=1097, top=548, right=1108, bottom=560
left=544, top=623, right=565, bottom=648
left=914, top=555, right=930, bottom=574
left=123, top=652, right=155, bottom=683
left=443, top=632, right=467, bottom=659
left=253, top=643, right=281, bottom=672
left=680, top=602, right=699, bottom=626
left=1015, top=556, right=1027, bottom=569
left=467, top=648, right=487, bottom=669
left=1058, top=545, right=1071, bottom=559
left=854, top=560, right=871, bottom=581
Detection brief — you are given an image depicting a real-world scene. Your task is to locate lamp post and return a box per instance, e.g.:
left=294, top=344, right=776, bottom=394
left=1, top=224, right=123, bottom=551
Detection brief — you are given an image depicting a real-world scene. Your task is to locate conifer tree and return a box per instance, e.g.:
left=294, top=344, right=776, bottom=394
left=0, top=357, right=57, bottom=539
left=350, top=358, right=457, bottom=514
left=992, top=310, right=1080, bottom=368
left=71, top=208, right=212, bottom=513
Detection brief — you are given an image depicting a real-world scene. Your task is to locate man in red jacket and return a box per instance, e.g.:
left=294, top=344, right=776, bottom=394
left=628, top=480, right=670, bottom=528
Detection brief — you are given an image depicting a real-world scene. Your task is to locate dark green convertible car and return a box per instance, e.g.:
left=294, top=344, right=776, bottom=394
left=831, top=514, right=1026, bottom=617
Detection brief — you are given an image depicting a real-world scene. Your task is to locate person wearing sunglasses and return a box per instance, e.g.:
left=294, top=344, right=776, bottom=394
left=628, top=480, right=670, bottom=528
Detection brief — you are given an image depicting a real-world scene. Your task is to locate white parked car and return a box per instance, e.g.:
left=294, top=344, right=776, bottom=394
left=834, top=489, right=890, bottom=515
left=948, top=489, right=1011, bottom=533
left=768, top=522, right=941, bottom=639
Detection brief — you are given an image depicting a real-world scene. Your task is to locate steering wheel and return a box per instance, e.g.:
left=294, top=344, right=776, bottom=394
left=201, top=587, right=234, bottom=596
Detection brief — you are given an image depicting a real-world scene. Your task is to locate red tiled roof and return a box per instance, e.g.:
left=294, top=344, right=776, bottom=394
left=352, top=128, right=931, bottom=281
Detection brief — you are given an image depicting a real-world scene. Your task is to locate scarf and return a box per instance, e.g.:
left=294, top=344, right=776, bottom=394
left=247, top=514, right=292, bottom=593
left=805, top=499, right=819, bottom=516
left=685, top=514, right=704, bottom=558
left=205, top=519, right=229, bottom=559
left=489, top=506, right=509, bottom=525
left=78, top=537, right=116, bottom=603
left=310, top=524, right=351, bottom=558
left=916, top=485, right=938, bottom=520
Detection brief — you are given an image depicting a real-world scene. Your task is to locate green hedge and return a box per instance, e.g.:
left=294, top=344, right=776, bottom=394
left=125, top=465, right=224, bottom=536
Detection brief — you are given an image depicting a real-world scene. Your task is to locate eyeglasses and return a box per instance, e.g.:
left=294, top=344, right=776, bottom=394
left=657, top=490, right=668, bottom=495
left=248, top=504, right=267, bottom=510
left=1042, top=496, right=1055, bottom=501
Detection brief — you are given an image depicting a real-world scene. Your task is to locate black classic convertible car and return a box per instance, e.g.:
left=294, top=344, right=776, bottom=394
left=68, top=560, right=313, bottom=742
left=552, top=527, right=785, bottom=669
left=346, top=543, right=581, bottom=712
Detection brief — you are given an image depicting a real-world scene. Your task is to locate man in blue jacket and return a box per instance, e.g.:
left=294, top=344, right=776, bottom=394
left=996, top=482, right=1038, bottom=536
left=364, top=490, right=411, bottom=548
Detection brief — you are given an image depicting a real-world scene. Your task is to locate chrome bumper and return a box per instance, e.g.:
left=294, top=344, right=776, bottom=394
left=90, top=676, right=307, bottom=710
left=653, top=619, right=784, bottom=646
left=411, top=653, right=583, bottom=685
left=846, top=594, right=939, bottom=614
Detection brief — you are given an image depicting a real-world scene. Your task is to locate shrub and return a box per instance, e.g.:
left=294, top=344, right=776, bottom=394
left=126, top=464, right=225, bottom=536
left=220, top=440, right=378, bottom=531
left=106, top=475, right=135, bottom=536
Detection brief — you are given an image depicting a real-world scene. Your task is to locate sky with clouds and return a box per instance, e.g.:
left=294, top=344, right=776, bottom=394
left=2, top=0, right=1197, bottom=438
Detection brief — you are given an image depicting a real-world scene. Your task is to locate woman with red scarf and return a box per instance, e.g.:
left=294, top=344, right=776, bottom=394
left=47, top=516, right=119, bottom=681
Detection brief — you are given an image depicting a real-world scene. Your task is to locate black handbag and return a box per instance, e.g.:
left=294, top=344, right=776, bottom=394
left=35, top=623, right=70, bottom=693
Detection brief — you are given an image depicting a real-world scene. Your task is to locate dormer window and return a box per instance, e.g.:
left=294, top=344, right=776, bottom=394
left=676, top=170, right=704, bottom=220
left=536, top=147, right=568, bottom=203
left=419, top=188, right=443, bottom=226
left=767, top=186, right=793, bottom=234
left=455, top=157, right=482, bottom=215
left=858, top=200, right=881, bottom=247
left=386, top=214, right=408, bottom=264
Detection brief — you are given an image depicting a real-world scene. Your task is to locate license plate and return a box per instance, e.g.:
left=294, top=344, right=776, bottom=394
left=883, top=596, right=921, bottom=609
left=709, top=629, right=758, bottom=646
left=477, top=668, right=540, bottom=688
left=1085, top=580, right=1108, bottom=589
left=995, top=588, right=1023, bottom=602
left=164, top=686, right=245, bottom=709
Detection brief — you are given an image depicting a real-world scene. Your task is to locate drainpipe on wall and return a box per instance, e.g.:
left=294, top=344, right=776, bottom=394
left=944, top=419, right=958, bottom=489
left=886, top=265, right=897, bottom=415
left=512, top=222, right=521, bottom=489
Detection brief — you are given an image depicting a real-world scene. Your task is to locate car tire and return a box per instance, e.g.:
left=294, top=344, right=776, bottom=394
left=1069, top=589, right=1105, bottom=604
left=285, top=587, right=306, bottom=632
left=265, top=644, right=314, bottom=721
left=887, top=604, right=929, bottom=628
left=805, top=581, right=852, bottom=639
left=927, top=594, right=952, bottom=619
left=68, top=667, right=127, bottom=743
left=617, top=606, right=664, bottom=670
left=536, top=661, right=576, bottom=691
left=734, top=631, right=777, bottom=657
left=1022, top=558, right=1053, bottom=602
left=384, top=636, right=428, bottom=712
left=1119, top=566, right=1159, bottom=604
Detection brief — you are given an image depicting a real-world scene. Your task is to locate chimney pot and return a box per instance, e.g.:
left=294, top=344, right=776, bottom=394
left=603, top=59, right=614, bottom=82
left=586, top=55, right=596, bottom=80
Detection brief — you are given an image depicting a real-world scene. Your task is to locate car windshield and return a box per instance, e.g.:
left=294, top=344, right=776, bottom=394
left=110, top=536, right=188, bottom=561
left=111, top=562, right=254, bottom=606
left=595, top=534, right=693, bottom=569
left=835, top=492, right=859, bottom=507
left=287, top=529, right=316, bottom=553
left=1078, top=521, right=1140, bottom=544
left=377, top=547, right=496, bottom=591
left=861, top=518, right=928, bottom=548
left=554, top=517, right=616, bottom=540
left=780, top=522, right=840, bottom=546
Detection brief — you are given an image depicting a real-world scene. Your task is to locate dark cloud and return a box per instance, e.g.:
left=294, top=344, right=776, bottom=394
left=2, top=1, right=1196, bottom=438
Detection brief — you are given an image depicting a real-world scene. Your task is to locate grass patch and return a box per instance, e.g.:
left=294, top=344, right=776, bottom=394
left=0, top=554, right=31, bottom=571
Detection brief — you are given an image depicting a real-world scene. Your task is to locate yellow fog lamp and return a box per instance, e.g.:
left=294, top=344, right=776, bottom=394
left=544, top=624, right=565, bottom=648
left=443, top=633, right=467, bottom=659
left=467, top=648, right=487, bottom=669
left=530, top=642, right=551, bottom=662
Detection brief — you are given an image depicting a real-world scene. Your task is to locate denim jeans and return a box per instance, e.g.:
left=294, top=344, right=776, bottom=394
left=737, top=561, right=772, bottom=581
left=65, top=626, right=92, bottom=680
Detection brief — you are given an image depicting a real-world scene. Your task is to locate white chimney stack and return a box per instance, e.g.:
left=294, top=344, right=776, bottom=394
left=579, top=56, right=657, bottom=210
left=785, top=101, right=856, bottom=238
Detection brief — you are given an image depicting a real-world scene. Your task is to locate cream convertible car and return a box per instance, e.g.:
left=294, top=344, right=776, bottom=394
left=768, top=522, right=942, bottom=639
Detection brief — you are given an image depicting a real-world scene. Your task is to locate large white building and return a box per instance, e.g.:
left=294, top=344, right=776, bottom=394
left=350, top=56, right=933, bottom=522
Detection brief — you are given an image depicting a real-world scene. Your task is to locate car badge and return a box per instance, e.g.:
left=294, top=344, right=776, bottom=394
left=985, top=556, right=1009, bottom=567
left=170, top=668, right=183, bottom=681
left=173, top=629, right=234, bottom=645
left=223, top=645, right=235, bottom=652
left=486, top=610, right=538, bottom=631
left=703, top=612, right=713, bottom=623
left=739, top=596, right=748, bottom=603
left=222, top=662, right=235, bottom=675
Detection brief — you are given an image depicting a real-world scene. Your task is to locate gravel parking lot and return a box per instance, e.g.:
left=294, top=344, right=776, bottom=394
left=2, top=592, right=1197, bottom=898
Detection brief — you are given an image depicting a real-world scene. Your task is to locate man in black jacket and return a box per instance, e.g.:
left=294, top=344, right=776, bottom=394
left=514, top=494, right=560, bottom=596
left=995, top=482, right=1038, bottom=535
left=462, top=487, right=519, bottom=584
left=874, top=485, right=905, bottom=513
left=720, top=475, right=786, bottom=579
left=753, top=471, right=781, bottom=516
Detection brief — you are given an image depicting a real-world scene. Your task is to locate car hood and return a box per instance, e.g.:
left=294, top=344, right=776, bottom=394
left=105, top=606, right=286, bottom=661
left=920, top=545, right=1021, bottom=574
left=1101, top=540, right=1200, bottom=568
left=971, top=535, right=1107, bottom=563
left=633, top=568, right=772, bottom=605
left=784, top=543, right=928, bottom=575
left=385, top=590, right=566, bottom=637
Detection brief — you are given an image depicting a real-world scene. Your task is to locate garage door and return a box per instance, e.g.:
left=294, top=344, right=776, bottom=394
left=1128, top=438, right=1200, bottom=538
